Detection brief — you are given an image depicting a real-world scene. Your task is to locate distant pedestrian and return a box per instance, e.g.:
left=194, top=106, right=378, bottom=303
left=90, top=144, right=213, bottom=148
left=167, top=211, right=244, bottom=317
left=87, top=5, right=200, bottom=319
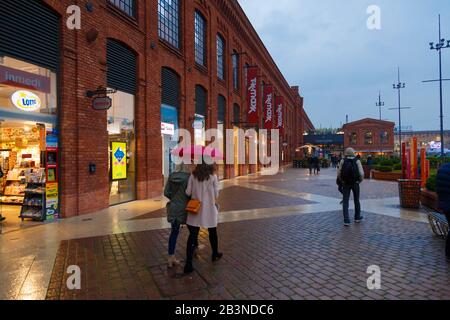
left=312, top=156, right=320, bottom=175
left=337, top=148, right=365, bottom=226
left=436, top=162, right=450, bottom=260
left=164, top=163, right=193, bottom=268
left=308, top=156, right=313, bottom=175
left=184, top=161, right=223, bottom=274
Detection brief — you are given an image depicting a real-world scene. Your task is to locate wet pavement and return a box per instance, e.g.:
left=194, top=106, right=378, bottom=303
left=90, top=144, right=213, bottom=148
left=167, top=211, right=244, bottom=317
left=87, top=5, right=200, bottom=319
left=1, top=166, right=449, bottom=300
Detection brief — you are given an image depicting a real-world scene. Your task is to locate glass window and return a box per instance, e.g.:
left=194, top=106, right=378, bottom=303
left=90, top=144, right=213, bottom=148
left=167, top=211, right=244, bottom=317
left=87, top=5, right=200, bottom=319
left=380, top=131, right=389, bottom=145
left=232, top=51, right=239, bottom=90
left=194, top=11, right=206, bottom=66
left=365, top=132, right=373, bottom=145
left=350, top=132, right=357, bottom=145
left=158, top=0, right=180, bottom=48
left=108, top=0, right=135, bottom=17
left=0, top=56, right=57, bottom=123
left=216, top=34, right=225, bottom=80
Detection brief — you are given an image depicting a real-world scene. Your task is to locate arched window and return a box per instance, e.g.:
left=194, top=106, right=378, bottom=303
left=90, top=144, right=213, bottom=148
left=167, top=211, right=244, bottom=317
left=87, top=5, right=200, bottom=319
left=158, top=0, right=180, bottom=48
left=217, top=34, right=225, bottom=80
left=194, top=11, right=207, bottom=66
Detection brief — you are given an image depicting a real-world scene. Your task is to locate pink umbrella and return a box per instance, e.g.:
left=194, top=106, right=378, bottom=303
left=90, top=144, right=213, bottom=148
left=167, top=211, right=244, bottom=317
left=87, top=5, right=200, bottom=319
left=171, top=145, right=224, bottom=160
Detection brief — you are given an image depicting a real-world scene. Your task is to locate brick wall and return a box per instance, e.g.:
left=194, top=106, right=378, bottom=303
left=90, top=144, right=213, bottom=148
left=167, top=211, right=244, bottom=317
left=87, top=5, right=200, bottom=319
left=37, top=0, right=310, bottom=217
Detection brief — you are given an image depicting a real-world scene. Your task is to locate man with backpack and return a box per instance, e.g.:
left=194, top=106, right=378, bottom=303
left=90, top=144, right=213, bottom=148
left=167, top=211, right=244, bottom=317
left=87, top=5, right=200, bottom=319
left=337, top=148, right=365, bottom=226
left=436, top=162, right=450, bottom=260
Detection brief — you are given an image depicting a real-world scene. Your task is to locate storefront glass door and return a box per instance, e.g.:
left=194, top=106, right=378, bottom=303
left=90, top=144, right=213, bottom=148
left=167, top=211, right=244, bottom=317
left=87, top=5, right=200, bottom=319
left=108, top=90, right=136, bottom=206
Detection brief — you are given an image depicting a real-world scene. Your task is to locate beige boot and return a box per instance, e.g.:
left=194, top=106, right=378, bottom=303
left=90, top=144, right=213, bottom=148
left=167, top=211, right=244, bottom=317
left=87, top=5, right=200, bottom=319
left=168, top=255, right=180, bottom=268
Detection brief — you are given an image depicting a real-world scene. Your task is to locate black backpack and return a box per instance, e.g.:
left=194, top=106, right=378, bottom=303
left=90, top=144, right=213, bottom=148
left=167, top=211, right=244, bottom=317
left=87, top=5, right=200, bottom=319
left=340, top=158, right=360, bottom=185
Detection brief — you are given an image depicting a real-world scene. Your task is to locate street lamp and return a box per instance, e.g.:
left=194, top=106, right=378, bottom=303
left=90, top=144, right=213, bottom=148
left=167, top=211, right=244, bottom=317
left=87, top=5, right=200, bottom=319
left=376, top=92, right=385, bottom=155
left=390, top=68, right=412, bottom=155
left=376, top=91, right=385, bottom=121
left=427, top=14, right=450, bottom=158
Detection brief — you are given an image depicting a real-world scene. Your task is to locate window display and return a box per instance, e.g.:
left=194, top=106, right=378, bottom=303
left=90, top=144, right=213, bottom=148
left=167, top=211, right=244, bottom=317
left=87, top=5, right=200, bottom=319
left=0, top=123, right=58, bottom=222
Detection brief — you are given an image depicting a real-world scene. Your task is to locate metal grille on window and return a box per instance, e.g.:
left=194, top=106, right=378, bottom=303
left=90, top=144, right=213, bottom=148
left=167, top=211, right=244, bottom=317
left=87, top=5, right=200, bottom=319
left=108, top=0, right=135, bottom=17
left=194, top=11, right=206, bottom=66
left=218, top=95, right=226, bottom=124
left=233, top=104, right=240, bottom=124
left=232, top=51, right=239, bottom=90
left=195, top=85, right=207, bottom=117
left=217, top=35, right=225, bottom=80
left=158, top=0, right=180, bottom=48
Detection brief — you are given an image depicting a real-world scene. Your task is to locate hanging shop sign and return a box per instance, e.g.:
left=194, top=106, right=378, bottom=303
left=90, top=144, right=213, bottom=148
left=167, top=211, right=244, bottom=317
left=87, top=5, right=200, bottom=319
left=246, top=66, right=260, bottom=125
left=0, top=65, right=51, bottom=93
left=11, top=90, right=41, bottom=112
left=87, top=86, right=116, bottom=110
left=263, top=85, right=274, bottom=130
left=111, top=142, right=127, bottom=181
left=92, top=96, right=112, bottom=110
left=275, top=96, right=284, bottom=136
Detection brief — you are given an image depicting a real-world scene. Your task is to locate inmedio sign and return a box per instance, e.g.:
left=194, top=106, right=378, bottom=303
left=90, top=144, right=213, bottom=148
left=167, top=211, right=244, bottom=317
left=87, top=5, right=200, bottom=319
left=11, top=90, right=41, bottom=112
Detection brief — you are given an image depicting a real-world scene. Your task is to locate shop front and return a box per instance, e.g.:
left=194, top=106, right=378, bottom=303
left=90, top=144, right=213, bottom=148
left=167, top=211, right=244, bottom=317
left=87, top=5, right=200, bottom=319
left=0, top=0, right=60, bottom=228
left=0, top=57, right=59, bottom=225
left=161, top=68, right=180, bottom=180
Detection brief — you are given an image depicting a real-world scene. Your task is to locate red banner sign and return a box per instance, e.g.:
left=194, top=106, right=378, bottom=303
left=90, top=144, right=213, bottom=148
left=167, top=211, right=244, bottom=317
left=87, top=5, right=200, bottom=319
left=263, top=85, right=274, bottom=130
left=0, top=65, right=51, bottom=93
left=246, top=66, right=259, bottom=125
left=275, top=96, right=284, bottom=135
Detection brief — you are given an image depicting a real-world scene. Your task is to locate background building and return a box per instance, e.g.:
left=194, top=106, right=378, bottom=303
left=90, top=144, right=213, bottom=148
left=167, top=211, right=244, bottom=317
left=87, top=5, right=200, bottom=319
left=342, top=118, right=395, bottom=156
left=0, top=0, right=313, bottom=219
left=394, top=130, right=450, bottom=154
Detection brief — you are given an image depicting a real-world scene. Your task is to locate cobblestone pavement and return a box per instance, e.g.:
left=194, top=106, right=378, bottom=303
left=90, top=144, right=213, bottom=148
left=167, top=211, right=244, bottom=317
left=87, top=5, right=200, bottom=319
left=46, top=211, right=450, bottom=300
left=2, top=167, right=449, bottom=300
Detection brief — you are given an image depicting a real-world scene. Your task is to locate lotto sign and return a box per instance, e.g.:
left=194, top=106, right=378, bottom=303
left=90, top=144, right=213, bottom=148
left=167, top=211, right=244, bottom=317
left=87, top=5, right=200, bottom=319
left=246, top=66, right=260, bottom=125
left=275, top=96, right=284, bottom=136
left=111, top=142, right=127, bottom=180
left=11, top=90, right=41, bottom=112
left=263, top=85, right=274, bottom=130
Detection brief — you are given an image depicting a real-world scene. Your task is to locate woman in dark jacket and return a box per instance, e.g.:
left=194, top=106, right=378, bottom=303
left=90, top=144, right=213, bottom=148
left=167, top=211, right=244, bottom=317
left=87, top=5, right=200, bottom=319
left=164, top=163, right=191, bottom=267
left=436, top=162, right=450, bottom=259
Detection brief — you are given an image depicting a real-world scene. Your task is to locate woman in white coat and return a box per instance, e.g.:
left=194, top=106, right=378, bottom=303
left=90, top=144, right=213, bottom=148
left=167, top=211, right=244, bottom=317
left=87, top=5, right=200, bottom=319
left=184, top=162, right=222, bottom=274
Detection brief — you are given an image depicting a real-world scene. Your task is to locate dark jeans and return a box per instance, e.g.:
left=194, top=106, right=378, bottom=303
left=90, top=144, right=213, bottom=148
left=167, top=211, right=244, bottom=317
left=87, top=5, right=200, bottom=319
left=168, top=222, right=181, bottom=256
left=168, top=222, right=198, bottom=256
left=342, top=183, right=361, bottom=223
left=445, top=212, right=450, bottom=258
left=185, top=225, right=219, bottom=267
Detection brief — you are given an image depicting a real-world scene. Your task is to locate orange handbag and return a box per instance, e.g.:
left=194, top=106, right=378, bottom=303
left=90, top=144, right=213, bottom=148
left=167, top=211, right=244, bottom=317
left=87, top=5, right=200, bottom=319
left=186, top=199, right=201, bottom=214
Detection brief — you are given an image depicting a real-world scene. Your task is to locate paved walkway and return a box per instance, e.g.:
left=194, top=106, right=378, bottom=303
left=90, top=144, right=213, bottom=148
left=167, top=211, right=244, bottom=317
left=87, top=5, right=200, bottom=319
left=1, top=167, right=449, bottom=300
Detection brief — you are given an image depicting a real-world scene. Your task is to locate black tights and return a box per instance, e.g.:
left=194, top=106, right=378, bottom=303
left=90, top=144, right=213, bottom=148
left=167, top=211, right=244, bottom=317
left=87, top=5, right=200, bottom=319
left=445, top=212, right=450, bottom=258
left=186, top=225, right=219, bottom=266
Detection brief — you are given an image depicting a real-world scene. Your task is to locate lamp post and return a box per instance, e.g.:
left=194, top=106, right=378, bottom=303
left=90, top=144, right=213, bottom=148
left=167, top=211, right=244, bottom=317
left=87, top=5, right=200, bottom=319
left=376, top=91, right=384, bottom=121
left=376, top=92, right=385, bottom=155
left=390, top=68, right=411, bottom=155
left=427, top=14, right=450, bottom=158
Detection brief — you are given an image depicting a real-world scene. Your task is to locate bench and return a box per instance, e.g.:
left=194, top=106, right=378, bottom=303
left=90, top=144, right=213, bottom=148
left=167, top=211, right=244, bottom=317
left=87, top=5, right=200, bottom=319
left=426, top=209, right=449, bottom=239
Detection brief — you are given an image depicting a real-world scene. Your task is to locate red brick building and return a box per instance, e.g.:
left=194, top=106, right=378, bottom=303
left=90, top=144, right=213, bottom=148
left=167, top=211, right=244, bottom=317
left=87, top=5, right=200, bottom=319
left=342, top=118, right=395, bottom=156
left=0, top=0, right=311, bottom=218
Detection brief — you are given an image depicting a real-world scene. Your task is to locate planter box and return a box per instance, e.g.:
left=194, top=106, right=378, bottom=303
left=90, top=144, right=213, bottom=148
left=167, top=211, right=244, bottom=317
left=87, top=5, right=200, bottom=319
left=398, top=179, right=422, bottom=209
left=372, top=171, right=403, bottom=182
left=420, top=189, right=443, bottom=213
